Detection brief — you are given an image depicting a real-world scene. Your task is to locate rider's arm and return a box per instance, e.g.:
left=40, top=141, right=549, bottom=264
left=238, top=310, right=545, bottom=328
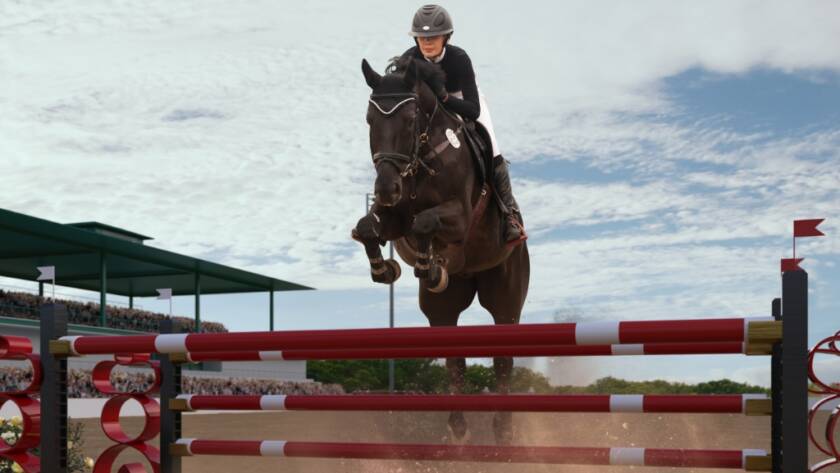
left=440, top=50, right=480, bottom=121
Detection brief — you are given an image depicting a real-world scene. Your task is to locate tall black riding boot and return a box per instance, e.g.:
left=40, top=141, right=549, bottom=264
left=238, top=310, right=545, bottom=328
left=492, top=155, right=527, bottom=246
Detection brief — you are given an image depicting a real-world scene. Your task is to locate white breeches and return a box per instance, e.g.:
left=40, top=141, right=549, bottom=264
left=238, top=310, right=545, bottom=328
left=451, top=87, right=501, bottom=157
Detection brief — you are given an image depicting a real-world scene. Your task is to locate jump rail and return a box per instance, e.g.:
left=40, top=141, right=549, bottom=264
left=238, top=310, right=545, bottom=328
left=170, top=340, right=762, bottom=363
left=172, top=439, right=771, bottom=470
left=0, top=270, right=810, bottom=472
left=51, top=317, right=781, bottom=356
left=171, top=393, right=773, bottom=415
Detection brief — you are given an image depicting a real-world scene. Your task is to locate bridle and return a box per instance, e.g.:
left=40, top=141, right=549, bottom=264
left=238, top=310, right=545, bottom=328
left=368, top=90, right=460, bottom=180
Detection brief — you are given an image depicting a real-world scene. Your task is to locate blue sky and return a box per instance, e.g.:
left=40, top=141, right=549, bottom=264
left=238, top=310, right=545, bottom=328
left=2, top=0, right=839, bottom=387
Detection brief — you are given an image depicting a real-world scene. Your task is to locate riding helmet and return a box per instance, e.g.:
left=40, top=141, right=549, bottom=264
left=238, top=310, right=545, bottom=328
left=409, top=4, right=454, bottom=37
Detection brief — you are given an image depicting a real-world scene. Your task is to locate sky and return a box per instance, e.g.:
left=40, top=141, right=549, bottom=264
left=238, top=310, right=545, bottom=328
left=2, top=0, right=840, bottom=387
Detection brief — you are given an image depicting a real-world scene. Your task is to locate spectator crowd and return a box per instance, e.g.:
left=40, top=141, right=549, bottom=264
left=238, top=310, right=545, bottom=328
left=0, top=366, right=343, bottom=397
left=0, top=289, right=227, bottom=333
left=0, top=290, right=342, bottom=398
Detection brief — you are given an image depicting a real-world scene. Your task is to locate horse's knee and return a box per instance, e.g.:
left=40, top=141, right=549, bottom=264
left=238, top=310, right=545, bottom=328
left=354, top=215, right=380, bottom=241
left=412, top=212, right=441, bottom=236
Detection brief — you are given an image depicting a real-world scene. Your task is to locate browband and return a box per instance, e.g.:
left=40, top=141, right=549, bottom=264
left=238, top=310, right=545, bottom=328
left=368, top=96, right=416, bottom=116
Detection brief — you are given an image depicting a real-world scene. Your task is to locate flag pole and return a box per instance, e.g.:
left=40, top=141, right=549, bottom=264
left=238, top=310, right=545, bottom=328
left=157, top=288, right=174, bottom=319
left=36, top=266, right=56, bottom=302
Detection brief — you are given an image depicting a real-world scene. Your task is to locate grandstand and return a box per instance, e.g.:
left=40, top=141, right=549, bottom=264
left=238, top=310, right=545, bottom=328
left=0, top=207, right=315, bottom=398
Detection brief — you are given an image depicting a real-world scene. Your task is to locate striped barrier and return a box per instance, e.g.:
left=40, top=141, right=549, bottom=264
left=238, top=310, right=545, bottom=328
left=13, top=270, right=809, bottom=472
left=172, top=340, right=757, bottom=363
left=172, top=393, right=772, bottom=415
left=171, top=439, right=770, bottom=469
left=54, top=317, right=780, bottom=356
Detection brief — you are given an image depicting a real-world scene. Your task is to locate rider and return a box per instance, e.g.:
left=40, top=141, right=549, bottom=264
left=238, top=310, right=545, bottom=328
left=402, top=4, right=527, bottom=247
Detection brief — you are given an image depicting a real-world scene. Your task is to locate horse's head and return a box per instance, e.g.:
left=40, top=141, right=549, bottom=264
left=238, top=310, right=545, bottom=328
left=362, top=57, right=443, bottom=207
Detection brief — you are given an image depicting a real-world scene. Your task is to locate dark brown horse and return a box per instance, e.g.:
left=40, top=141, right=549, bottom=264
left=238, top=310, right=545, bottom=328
left=353, top=57, right=530, bottom=444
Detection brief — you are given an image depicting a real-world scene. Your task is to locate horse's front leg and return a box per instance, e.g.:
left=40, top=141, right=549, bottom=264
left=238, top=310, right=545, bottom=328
left=352, top=209, right=403, bottom=285
left=411, top=199, right=468, bottom=293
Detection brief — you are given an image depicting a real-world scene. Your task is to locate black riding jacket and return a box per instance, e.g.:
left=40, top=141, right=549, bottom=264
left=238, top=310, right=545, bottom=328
left=400, top=44, right=481, bottom=121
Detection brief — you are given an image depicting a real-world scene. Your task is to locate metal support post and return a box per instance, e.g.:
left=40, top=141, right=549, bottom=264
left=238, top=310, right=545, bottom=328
left=99, top=252, right=107, bottom=326
left=160, top=318, right=183, bottom=473
left=270, top=285, right=275, bottom=332
left=194, top=272, right=201, bottom=333
left=780, top=270, right=808, bottom=472
left=40, top=303, right=68, bottom=473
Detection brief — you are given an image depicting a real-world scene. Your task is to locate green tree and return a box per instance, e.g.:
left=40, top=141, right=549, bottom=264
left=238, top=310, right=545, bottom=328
left=308, top=361, right=770, bottom=396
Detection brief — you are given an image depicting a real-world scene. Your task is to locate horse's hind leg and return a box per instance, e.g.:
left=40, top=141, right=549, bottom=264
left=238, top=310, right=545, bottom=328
left=445, top=358, right=468, bottom=441
left=419, top=274, right=477, bottom=442
left=476, top=244, right=530, bottom=445
left=491, top=356, right=514, bottom=445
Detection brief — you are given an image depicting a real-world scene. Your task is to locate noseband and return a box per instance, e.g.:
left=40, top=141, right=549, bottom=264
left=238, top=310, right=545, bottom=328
left=368, top=92, right=442, bottom=178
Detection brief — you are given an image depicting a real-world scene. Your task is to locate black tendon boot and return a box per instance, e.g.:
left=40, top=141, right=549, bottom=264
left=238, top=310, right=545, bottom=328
left=492, top=155, right=527, bottom=247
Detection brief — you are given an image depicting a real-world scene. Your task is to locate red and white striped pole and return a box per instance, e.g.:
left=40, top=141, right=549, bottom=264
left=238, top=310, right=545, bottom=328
left=59, top=317, right=773, bottom=355
left=172, top=439, right=768, bottom=469
left=176, top=341, right=749, bottom=362
left=173, top=393, right=770, bottom=414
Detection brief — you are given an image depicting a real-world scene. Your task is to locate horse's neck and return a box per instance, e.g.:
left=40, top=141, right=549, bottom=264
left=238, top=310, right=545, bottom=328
left=434, top=113, right=482, bottom=206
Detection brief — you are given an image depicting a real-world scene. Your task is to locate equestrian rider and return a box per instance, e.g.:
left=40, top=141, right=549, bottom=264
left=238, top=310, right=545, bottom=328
left=401, top=4, right=527, bottom=247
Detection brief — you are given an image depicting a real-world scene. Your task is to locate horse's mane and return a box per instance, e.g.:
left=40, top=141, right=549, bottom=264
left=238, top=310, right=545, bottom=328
left=385, top=55, right=447, bottom=94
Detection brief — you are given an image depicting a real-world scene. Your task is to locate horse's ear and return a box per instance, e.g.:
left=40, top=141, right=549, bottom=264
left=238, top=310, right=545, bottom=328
left=403, top=60, right=417, bottom=89
left=361, top=59, right=381, bottom=89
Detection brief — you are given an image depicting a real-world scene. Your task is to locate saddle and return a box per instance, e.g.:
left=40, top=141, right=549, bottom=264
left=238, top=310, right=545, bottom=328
left=461, top=120, right=494, bottom=186
left=457, top=120, right=498, bottom=244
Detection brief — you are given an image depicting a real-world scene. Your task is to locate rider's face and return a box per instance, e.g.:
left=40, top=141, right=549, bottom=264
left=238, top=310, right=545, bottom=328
left=418, top=35, right=446, bottom=59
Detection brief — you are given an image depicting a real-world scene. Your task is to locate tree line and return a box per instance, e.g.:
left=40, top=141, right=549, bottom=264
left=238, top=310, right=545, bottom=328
left=307, top=359, right=769, bottom=394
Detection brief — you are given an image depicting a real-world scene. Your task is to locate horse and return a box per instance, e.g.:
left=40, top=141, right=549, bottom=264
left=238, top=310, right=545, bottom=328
left=352, top=56, right=530, bottom=444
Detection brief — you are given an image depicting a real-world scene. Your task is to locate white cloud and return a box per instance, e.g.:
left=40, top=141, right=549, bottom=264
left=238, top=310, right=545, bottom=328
left=1, top=0, right=838, bottom=357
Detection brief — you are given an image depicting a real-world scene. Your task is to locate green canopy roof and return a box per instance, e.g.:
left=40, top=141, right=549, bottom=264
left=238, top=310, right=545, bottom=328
left=0, top=207, right=312, bottom=297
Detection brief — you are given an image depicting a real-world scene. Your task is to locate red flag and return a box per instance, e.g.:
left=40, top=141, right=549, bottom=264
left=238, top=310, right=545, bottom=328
left=781, top=258, right=804, bottom=272
left=794, top=219, right=825, bottom=237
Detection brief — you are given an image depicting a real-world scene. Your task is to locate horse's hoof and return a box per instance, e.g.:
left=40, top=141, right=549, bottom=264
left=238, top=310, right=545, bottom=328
left=428, top=267, right=449, bottom=293
left=372, top=259, right=401, bottom=284
left=384, top=259, right=401, bottom=283
left=494, top=429, right=513, bottom=445
left=447, top=425, right=471, bottom=445
left=493, top=413, right=514, bottom=445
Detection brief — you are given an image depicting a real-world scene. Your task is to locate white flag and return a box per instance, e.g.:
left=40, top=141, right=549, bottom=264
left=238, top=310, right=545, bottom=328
left=36, top=266, right=55, bottom=281
left=156, top=288, right=173, bottom=300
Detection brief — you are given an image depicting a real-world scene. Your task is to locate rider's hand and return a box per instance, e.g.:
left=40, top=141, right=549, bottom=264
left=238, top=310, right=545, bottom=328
left=432, top=84, right=448, bottom=103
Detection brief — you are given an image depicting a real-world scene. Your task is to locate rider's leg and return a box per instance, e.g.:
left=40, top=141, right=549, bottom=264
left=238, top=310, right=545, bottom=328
left=492, top=155, right=527, bottom=246
left=475, top=88, right=526, bottom=247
